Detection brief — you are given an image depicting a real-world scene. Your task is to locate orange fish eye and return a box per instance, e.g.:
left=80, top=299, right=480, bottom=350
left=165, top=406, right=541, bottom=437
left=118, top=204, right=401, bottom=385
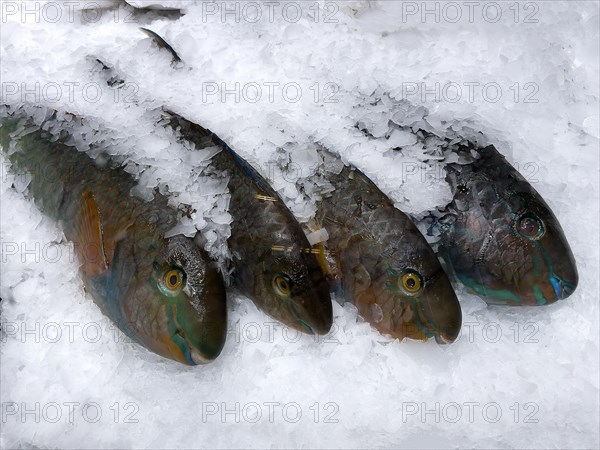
left=399, top=270, right=423, bottom=295
left=272, top=274, right=292, bottom=297
left=164, top=268, right=185, bottom=291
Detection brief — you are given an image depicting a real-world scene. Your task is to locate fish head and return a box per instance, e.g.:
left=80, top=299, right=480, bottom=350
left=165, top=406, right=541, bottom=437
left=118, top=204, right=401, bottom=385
left=448, top=189, right=578, bottom=306
left=502, top=192, right=577, bottom=304
left=252, top=240, right=333, bottom=335
left=351, top=235, right=462, bottom=344
left=123, top=235, right=227, bottom=365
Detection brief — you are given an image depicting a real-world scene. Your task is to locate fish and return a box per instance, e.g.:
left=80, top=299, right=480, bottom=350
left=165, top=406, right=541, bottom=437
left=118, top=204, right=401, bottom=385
left=0, top=107, right=228, bottom=365
left=165, top=112, right=333, bottom=335
left=139, top=27, right=182, bottom=64
left=120, top=1, right=185, bottom=22
left=310, top=149, right=462, bottom=343
left=435, top=142, right=578, bottom=306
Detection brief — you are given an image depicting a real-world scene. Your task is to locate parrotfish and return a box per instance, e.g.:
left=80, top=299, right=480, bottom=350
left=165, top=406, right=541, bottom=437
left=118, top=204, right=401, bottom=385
left=310, top=149, right=462, bottom=343
left=435, top=142, right=578, bottom=306
left=165, top=112, right=333, bottom=334
left=0, top=107, right=227, bottom=364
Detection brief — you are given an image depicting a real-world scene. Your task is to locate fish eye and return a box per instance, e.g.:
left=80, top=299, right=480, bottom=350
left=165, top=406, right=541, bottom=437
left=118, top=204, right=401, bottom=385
left=159, top=266, right=186, bottom=296
left=399, top=270, right=423, bottom=295
left=272, top=274, right=292, bottom=298
left=516, top=214, right=545, bottom=240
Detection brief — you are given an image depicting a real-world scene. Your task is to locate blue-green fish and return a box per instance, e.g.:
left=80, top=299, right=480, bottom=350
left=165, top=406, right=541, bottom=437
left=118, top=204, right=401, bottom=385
left=0, top=107, right=227, bottom=364
left=436, top=142, right=578, bottom=306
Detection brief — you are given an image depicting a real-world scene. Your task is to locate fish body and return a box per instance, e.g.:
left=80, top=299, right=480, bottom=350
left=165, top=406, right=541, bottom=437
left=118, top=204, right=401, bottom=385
left=314, top=152, right=462, bottom=343
left=438, top=144, right=578, bottom=306
left=0, top=109, right=227, bottom=364
left=166, top=113, right=333, bottom=335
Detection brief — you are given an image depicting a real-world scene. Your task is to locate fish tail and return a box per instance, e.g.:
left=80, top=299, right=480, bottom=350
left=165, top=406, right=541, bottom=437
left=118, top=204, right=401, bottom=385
left=139, top=27, right=183, bottom=65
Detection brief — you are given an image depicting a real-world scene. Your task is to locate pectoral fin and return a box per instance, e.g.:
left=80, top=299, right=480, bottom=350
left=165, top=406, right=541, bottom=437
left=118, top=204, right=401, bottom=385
left=75, top=191, right=109, bottom=276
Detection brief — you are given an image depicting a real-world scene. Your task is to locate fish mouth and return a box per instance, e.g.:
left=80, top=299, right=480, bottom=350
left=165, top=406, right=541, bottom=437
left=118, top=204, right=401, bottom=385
left=294, top=320, right=316, bottom=335
left=434, top=332, right=456, bottom=345
left=288, top=304, right=317, bottom=335
left=549, top=275, right=578, bottom=301
left=172, top=327, right=218, bottom=365
left=190, top=347, right=213, bottom=365
left=287, top=299, right=331, bottom=335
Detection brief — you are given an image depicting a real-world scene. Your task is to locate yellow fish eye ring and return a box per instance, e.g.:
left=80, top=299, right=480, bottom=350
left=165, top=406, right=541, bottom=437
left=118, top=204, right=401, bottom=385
left=400, top=270, right=423, bottom=295
left=272, top=274, right=292, bottom=297
left=159, top=267, right=186, bottom=296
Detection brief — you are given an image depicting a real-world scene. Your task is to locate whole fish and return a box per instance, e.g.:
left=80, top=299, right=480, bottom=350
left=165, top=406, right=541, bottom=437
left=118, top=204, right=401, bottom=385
left=0, top=108, right=227, bottom=364
left=311, top=150, right=462, bottom=343
left=165, top=112, right=333, bottom=334
left=436, top=142, right=578, bottom=306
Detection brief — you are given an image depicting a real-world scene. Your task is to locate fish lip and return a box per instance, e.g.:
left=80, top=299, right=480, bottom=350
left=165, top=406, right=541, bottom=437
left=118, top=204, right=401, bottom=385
left=174, top=327, right=219, bottom=365
left=296, top=320, right=316, bottom=335
left=434, top=334, right=451, bottom=345
left=434, top=330, right=459, bottom=345
left=190, top=347, right=215, bottom=365
left=549, top=275, right=578, bottom=301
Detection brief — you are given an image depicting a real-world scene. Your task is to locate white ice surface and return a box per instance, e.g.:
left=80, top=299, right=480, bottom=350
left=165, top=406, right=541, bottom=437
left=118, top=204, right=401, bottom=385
left=1, top=1, right=599, bottom=449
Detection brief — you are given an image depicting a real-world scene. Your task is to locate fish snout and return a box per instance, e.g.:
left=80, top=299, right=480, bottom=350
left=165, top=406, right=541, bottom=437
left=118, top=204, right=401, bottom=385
left=421, top=273, right=462, bottom=344
left=288, top=285, right=333, bottom=335
left=168, top=272, right=227, bottom=365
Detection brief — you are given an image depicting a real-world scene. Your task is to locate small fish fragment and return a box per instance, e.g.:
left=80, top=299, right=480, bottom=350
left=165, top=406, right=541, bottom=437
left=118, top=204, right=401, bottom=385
left=139, top=27, right=182, bottom=64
